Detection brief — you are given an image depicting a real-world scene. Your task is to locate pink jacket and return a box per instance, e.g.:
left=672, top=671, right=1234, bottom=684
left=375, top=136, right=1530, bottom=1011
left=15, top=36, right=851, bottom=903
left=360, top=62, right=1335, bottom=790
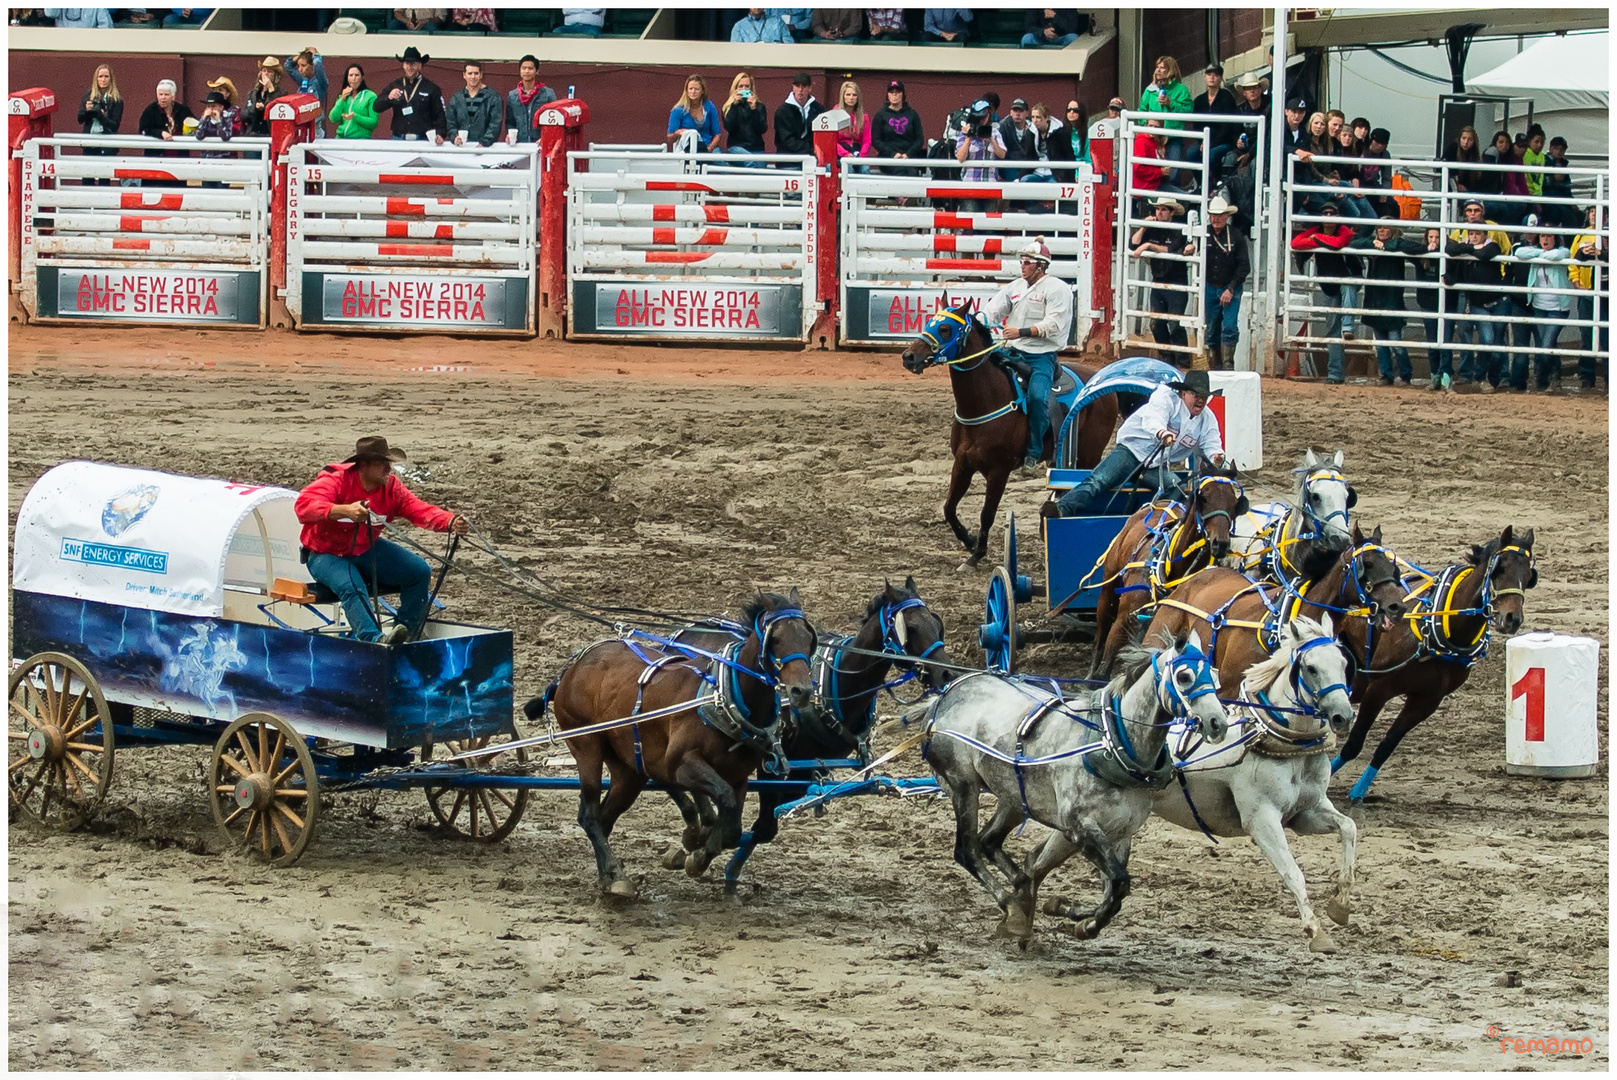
left=294, top=461, right=454, bottom=557
left=836, top=114, right=872, bottom=158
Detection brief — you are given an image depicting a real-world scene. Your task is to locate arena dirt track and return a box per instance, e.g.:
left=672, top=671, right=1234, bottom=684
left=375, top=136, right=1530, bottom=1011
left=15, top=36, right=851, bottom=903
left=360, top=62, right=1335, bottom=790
left=8, top=326, right=1609, bottom=1070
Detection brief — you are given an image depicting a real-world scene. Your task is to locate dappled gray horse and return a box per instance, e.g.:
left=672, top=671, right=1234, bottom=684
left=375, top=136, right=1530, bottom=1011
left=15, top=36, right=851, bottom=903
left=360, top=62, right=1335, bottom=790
left=1226, top=449, right=1357, bottom=584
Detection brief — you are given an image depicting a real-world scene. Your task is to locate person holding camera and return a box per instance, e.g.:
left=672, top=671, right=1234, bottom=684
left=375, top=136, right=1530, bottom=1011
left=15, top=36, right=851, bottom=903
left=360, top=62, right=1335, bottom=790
left=295, top=437, right=471, bottom=646
left=953, top=98, right=1006, bottom=212
left=722, top=71, right=768, bottom=160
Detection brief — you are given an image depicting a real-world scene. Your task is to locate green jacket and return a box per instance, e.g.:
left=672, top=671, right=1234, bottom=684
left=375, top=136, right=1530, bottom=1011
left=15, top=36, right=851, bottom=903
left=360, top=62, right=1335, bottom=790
left=1137, top=81, right=1194, bottom=130
left=333, top=88, right=379, bottom=139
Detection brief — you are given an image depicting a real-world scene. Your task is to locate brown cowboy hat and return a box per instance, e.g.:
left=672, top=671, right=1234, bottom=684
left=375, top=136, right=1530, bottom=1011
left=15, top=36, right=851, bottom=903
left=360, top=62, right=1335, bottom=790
left=258, top=55, right=281, bottom=70
left=343, top=436, right=407, bottom=464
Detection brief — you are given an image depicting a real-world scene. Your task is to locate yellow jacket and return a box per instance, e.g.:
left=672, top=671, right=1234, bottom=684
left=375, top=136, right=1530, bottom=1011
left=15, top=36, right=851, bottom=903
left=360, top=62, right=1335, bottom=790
left=1448, top=222, right=1513, bottom=252
left=1569, top=232, right=1602, bottom=290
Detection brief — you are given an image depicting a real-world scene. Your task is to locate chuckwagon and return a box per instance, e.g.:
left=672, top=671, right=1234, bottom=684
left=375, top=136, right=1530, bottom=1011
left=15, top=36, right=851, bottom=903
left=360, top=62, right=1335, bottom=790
left=8, top=461, right=529, bottom=865
left=977, top=357, right=1193, bottom=672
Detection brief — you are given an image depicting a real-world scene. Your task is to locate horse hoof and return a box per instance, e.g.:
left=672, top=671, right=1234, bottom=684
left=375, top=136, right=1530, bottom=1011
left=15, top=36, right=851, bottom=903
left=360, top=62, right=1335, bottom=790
left=1325, top=897, right=1352, bottom=927
left=1309, top=932, right=1339, bottom=954
left=606, top=878, right=638, bottom=899
left=685, top=855, right=712, bottom=879
left=1002, top=904, right=1034, bottom=940
left=1041, top=895, right=1068, bottom=917
left=1071, top=918, right=1100, bottom=941
left=660, top=844, right=688, bottom=871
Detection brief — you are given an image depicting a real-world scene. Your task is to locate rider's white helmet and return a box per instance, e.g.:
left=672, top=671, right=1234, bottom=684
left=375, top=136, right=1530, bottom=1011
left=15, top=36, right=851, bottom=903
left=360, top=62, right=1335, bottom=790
left=1016, top=236, right=1052, bottom=266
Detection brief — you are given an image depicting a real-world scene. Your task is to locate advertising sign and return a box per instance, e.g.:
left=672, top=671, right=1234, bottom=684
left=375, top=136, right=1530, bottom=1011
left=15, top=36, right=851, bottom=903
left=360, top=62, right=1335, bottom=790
left=846, top=285, right=1082, bottom=346
left=306, top=273, right=527, bottom=330
left=40, top=267, right=257, bottom=325
left=571, top=281, right=803, bottom=340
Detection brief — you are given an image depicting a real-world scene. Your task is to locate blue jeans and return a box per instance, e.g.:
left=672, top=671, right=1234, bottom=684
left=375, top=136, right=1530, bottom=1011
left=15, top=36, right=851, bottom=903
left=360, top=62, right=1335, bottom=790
left=549, top=22, right=601, bottom=35
left=1323, top=284, right=1359, bottom=382
left=1420, top=314, right=1452, bottom=382
left=1525, top=307, right=1570, bottom=388
left=1453, top=297, right=1504, bottom=385
left=1055, top=443, right=1141, bottom=516
left=306, top=537, right=431, bottom=642
left=1013, top=348, right=1057, bottom=464
left=1373, top=326, right=1411, bottom=380
left=726, top=146, right=766, bottom=168
left=1022, top=32, right=1078, bottom=47
left=1204, top=283, right=1241, bottom=347
left=1575, top=293, right=1608, bottom=384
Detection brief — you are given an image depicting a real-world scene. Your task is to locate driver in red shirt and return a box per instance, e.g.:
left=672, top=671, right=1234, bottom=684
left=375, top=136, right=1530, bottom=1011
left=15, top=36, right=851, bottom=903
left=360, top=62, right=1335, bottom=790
left=294, top=436, right=470, bottom=645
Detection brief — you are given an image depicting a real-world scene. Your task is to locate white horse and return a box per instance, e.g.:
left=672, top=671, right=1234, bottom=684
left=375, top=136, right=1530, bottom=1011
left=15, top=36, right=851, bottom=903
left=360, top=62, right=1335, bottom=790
left=1226, top=449, right=1357, bottom=582
left=923, top=630, right=1229, bottom=946
left=1150, top=614, right=1360, bottom=953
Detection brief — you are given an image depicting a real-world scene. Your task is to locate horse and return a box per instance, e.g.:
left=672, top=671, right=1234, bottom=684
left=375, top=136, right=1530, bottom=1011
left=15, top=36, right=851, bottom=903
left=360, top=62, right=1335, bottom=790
left=1148, top=613, right=1361, bottom=953
left=1225, top=449, right=1357, bottom=583
left=922, top=629, right=1228, bottom=947
left=531, top=590, right=817, bottom=897
left=1145, top=526, right=1409, bottom=693
left=899, top=302, right=1120, bottom=568
left=1089, top=459, right=1249, bottom=679
left=1332, top=526, right=1537, bottom=803
left=660, top=577, right=953, bottom=890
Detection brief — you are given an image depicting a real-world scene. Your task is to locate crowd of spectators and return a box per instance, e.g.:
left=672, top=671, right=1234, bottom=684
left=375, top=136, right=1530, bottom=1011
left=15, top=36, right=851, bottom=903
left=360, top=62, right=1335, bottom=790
left=719, top=9, right=1088, bottom=47
left=10, top=8, right=212, bottom=27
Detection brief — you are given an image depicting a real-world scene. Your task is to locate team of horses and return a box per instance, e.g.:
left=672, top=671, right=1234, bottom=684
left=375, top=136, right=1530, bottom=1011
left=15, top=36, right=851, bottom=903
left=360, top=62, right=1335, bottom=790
left=521, top=315, right=1537, bottom=956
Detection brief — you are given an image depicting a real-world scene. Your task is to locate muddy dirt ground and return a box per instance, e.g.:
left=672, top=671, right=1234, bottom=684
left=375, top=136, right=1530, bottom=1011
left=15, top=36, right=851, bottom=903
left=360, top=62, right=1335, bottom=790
left=7, top=327, right=1610, bottom=1070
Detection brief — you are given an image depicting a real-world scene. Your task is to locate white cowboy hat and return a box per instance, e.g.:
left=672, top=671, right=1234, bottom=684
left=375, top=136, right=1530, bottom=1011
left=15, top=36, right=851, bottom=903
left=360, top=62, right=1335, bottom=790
left=328, top=16, right=366, bottom=34
left=1150, top=195, right=1184, bottom=215
left=1207, top=195, right=1235, bottom=215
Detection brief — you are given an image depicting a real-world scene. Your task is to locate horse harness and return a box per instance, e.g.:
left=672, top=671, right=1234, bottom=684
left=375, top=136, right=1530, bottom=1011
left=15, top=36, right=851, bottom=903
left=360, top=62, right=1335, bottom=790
left=1397, top=543, right=1536, bottom=669
left=1115, top=475, right=1246, bottom=604
left=1235, top=467, right=1356, bottom=584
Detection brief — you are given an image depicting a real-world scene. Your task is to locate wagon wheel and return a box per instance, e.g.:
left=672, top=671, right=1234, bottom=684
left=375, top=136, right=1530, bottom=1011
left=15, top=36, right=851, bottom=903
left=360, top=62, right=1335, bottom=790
left=208, top=712, right=319, bottom=868
left=8, top=652, right=114, bottom=830
left=979, top=566, right=1018, bottom=673
left=421, top=734, right=530, bottom=842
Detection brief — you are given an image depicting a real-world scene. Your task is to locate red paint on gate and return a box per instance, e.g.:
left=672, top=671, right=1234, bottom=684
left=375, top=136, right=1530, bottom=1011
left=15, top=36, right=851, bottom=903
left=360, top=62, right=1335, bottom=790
left=122, top=192, right=182, bottom=209
left=378, top=243, right=454, bottom=256
left=652, top=205, right=675, bottom=221
left=704, top=205, right=730, bottom=222
left=646, top=181, right=716, bottom=193
left=928, top=186, right=1002, bottom=200
left=934, top=212, right=1002, bottom=228
left=111, top=237, right=151, bottom=250
left=119, top=214, right=167, bottom=230
left=382, top=172, right=453, bottom=185
left=385, top=197, right=425, bottom=216
left=696, top=228, right=728, bottom=246
left=644, top=251, right=713, bottom=264
left=114, top=169, right=176, bottom=182
left=652, top=227, right=675, bottom=245
left=923, top=257, right=1002, bottom=271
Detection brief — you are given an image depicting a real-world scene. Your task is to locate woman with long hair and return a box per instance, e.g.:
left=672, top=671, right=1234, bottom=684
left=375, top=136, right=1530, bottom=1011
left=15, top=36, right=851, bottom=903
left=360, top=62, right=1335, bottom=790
left=835, top=79, right=871, bottom=158
left=284, top=46, right=330, bottom=137
left=242, top=57, right=286, bottom=137
left=666, top=73, right=721, bottom=152
left=205, top=75, right=243, bottom=135
left=1485, top=129, right=1527, bottom=224
left=1335, top=121, right=1374, bottom=221
left=77, top=64, right=123, bottom=184
left=721, top=70, right=768, bottom=159
left=333, top=64, right=380, bottom=139
left=1443, top=124, right=1482, bottom=193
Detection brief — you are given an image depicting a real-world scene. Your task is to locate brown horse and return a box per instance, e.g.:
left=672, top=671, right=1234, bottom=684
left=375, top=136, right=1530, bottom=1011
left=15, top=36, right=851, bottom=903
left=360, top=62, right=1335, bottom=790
left=534, top=591, right=817, bottom=897
left=1143, top=526, right=1409, bottom=693
left=899, top=302, right=1119, bottom=567
left=1090, top=460, right=1248, bottom=678
left=1332, top=526, right=1537, bottom=803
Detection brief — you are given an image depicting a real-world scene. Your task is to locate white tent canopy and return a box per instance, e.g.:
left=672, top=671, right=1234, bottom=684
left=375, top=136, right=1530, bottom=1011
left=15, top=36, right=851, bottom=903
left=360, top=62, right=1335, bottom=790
left=1468, top=31, right=1608, bottom=113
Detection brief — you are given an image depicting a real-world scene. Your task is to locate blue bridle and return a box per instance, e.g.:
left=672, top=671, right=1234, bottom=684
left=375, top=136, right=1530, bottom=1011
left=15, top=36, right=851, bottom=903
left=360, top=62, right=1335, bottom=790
left=916, top=305, right=981, bottom=368
left=1153, top=639, right=1221, bottom=719
left=752, top=607, right=816, bottom=683
left=1289, top=633, right=1352, bottom=706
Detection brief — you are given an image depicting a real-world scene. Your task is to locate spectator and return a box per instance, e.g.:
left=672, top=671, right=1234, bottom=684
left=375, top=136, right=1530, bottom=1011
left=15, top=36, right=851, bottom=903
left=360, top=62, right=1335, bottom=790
left=1569, top=206, right=1608, bottom=390
left=1499, top=215, right=1540, bottom=391
left=450, top=8, right=495, bottom=32
left=773, top=72, right=822, bottom=156
left=998, top=97, right=1035, bottom=181
left=1351, top=214, right=1421, bottom=385
left=377, top=47, right=447, bottom=143
left=1139, top=55, right=1193, bottom=181
left=1357, top=127, right=1395, bottom=218
left=10, top=10, right=56, bottom=25
left=138, top=78, right=190, bottom=143
left=1446, top=199, right=1512, bottom=256
left=1521, top=123, right=1547, bottom=217
left=193, top=89, right=233, bottom=184
left=666, top=74, right=721, bottom=153
left=1202, top=195, right=1248, bottom=371
left=1090, top=96, right=1124, bottom=140
left=721, top=71, right=768, bottom=159
left=952, top=98, right=1005, bottom=212
left=332, top=64, right=380, bottom=140
left=1410, top=226, right=1454, bottom=389
left=1512, top=222, right=1573, bottom=392
left=1133, top=196, right=1194, bottom=359
left=1484, top=129, right=1526, bottom=224
left=767, top=8, right=812, bottom=40
left=1542, top=136, right=1576, bottom=230
left=1325, top=110, right=1345, bottom=143
left=870, top=79, right=924, bottom=164
left=550, top=9, right=605, bottom=35
left=1443, top=125, right=1483, bottom=195
left=922, top=7, right=971, bottom=43
left=866, top=8, right=905, bottom=39
left=1022, top=9, right=1081, bottom=48
left=390, top=8, right=445, bottom=32
left=42, top=7, right=111, bottom=27
left=835, top=80, right=872, bottom=159
left=123, top=7, right=159, bottom=23
left=1131, top=119, right=1166, bottom=200
left=812, top=9, right=861, bottom=40
left=241, top=57, right=286, bottom=138
left=505, top=55, right=556, bottom=144
left=1290, top=201, right=1360, bottom=384
left=732, top=7, right=790, bottom=43
left=1020, top=102, right=1062, bottom=185
left=1333, top=121, right=1374, bottom=221
left=447, top=60, right=502, bottom=147
left=1049, top=99, right=1088, bottom=176
left=161, top=6, right=208, bottom=27
left=284, top=48, right=329, bottom=137
left=1443, top=218, right=1506, bottom=389
left=205, top=76, right=241, bottom=135
left=1192, top=63, right=1237, bottom=183
left=1351, top=117, right=1370, bottom=145
left=78, top=63, right=123, bottom=186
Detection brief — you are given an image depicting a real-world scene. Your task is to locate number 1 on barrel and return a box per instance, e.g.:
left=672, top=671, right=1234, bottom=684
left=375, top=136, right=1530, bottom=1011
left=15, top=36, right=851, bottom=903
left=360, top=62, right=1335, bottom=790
left=1512, top=667, right=1545, bottom=742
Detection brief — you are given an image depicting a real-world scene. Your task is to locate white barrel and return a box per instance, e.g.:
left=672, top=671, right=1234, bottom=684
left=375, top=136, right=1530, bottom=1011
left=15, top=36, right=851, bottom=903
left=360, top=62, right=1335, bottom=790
left=1504, top=632, right=1600, bottom=778
left=1208, top=371, right=1263, bottom=471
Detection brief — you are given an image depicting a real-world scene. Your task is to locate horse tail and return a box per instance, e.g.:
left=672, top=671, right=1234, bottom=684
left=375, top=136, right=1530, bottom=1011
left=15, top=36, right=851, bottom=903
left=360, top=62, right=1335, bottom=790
left=523, top=680, right=560, bottom=723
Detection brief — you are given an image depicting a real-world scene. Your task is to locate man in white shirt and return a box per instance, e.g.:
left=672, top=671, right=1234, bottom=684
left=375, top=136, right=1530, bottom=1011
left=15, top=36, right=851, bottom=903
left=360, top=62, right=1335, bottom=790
left=984, top=238, right=1073, bottom=471
left=1044, top=369, right=1224, bottom=517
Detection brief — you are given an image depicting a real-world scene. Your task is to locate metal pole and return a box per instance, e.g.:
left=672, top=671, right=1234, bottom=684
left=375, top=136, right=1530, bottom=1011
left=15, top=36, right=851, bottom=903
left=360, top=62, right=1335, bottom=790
left=1262, top=5, right=1289, bottom=376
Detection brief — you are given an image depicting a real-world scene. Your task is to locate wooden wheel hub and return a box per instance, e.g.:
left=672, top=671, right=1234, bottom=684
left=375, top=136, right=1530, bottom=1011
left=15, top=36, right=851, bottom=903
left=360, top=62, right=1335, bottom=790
left=27, top=724, right=66, bottom=762
left=232, top=772, right=275, bottom=811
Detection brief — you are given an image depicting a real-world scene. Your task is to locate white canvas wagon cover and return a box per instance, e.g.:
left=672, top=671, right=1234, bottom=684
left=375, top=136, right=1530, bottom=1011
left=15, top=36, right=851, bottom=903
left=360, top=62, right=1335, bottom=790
left=12, top=461, right=312, bottom=618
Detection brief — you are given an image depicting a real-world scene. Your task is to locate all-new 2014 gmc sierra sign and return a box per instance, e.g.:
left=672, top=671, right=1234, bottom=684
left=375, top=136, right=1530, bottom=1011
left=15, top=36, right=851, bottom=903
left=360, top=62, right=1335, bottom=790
left=42, top=268, right=258, bottom=325
left=301, top=273, right=529, bottom=331
left=572, top=282, right=802, bottom=340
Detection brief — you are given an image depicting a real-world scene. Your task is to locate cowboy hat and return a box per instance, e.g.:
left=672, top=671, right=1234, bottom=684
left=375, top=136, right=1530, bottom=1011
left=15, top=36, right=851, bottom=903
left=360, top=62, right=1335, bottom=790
left=1150, top=195, right=1184, bottom=214
left=1207, top=195, right=1235, bottom=215
left=207, top=75, right=239, bottom=100
left=329, top=15, right=366, bottom=34
left=1233, top=71, right=1262, bottom=88
left=343, top=436, right=407, bottom=464
left=257, top=55, right=282, bottom=70
left=395, top=46, right=430, bottom=63
left=1168, top=370, right=1213, bottom=398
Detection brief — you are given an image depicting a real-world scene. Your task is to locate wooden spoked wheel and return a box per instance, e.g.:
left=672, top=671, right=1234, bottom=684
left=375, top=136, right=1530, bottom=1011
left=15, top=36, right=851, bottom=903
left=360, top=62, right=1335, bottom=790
left=421, top=734, right=530, bottom=842
left=208, top=712, right=319, bottom=867
left=8, top=652, right=114, bottom=829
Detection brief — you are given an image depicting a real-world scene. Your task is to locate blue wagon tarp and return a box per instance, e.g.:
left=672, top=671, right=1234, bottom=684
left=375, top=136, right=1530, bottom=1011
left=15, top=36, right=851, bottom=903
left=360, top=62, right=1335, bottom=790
left=13, top=461, right=312, bottom=619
